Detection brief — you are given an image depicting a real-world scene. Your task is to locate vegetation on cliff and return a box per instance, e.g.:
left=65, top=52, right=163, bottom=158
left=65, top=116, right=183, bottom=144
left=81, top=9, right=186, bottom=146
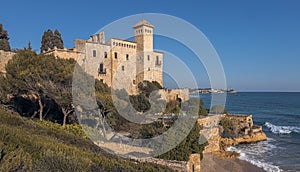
left=156, top=123, right=207, bottom=161
left=0, top=106, right=174, bottom=171
left=0, top=46, right=208, bottom=169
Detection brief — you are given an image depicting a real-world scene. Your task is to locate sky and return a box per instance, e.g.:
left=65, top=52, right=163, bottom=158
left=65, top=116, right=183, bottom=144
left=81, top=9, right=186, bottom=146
left=1, top=0, right=300, bottom=92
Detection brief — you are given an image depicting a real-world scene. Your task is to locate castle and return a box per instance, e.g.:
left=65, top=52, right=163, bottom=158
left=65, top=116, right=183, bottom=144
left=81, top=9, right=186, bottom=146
left=45, top=20, right=164, bottom=95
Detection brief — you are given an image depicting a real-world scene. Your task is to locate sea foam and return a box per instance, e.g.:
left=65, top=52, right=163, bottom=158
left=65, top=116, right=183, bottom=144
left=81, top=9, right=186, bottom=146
left=264, top=122, right=300, bottom=134
left=227, top=145, right=282, bottom=172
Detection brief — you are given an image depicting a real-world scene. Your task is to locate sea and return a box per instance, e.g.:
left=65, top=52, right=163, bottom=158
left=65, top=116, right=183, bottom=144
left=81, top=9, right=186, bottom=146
left=197, top=92, right=300, bottom=172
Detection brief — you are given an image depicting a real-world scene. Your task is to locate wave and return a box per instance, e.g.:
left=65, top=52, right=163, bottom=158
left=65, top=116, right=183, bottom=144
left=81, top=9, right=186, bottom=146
left=264, top=122, right=300, bottom=134
left=227, top=146, right=282, bottom=172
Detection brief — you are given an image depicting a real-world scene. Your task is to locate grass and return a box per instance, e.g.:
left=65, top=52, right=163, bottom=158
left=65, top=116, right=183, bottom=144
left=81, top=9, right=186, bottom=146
left=0, top=106, right=173, bottom=172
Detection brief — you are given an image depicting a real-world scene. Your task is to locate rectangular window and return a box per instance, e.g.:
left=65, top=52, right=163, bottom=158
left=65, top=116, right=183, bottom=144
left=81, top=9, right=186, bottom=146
left=147, top=55, right=150, bottom=61
left=126, top=54, right=129, bottom=60
left=114, top=52, right=118, bottom=59
left=93, top=50, right=96, bottom=57
left=156, top=56, right=161, bottom=65
left=122, top=66, right=125, bottom=71
left=98, top=63, right=106, bottom=74
left=148, top=67, right=150, bottom=71
left=104, top=52, right=107, bottom=58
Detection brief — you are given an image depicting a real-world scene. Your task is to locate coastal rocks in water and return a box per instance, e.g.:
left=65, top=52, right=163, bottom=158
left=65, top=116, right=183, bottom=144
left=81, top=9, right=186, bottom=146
left=220, top=132, right=267, bottom=149
left=213, top=151, right=240, bottom=159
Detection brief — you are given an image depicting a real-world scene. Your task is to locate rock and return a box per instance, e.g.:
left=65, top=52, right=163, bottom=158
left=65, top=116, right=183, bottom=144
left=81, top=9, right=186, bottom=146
left=220, top=132, right=267, bottom=150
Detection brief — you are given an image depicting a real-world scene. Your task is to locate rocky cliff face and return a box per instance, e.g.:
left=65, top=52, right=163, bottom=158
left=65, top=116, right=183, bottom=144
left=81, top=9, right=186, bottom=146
left=198, top=114, right=267, bottom=157
left=220, top=131, right=267, bottom=151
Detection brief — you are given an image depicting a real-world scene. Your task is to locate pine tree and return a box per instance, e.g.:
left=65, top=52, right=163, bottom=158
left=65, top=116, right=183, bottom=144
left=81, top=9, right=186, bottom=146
left=40, top=29, right=53, bottom=53
left=53, top=29, right=64, bottom=49
left=0, top=23, right=11, bottom=51
left=40, top=29, right=64, bottom=53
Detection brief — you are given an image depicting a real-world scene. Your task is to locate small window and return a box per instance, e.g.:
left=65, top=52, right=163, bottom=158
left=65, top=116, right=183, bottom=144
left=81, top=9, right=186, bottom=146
left=147, top=55, right=150, bottom=61
left=156, top=56, right=160, bottom=65
left=93, top=50, right=96, bottom=57
left=114, top=52, right=118, bottom=59
left=148, top=67, right=150, bottom=71
left=104, top=52, right=107, bottom=58
left=121, top=66, right=125, bottom=71
left=133, top=80, right=136, bottom=84
left=126, top=54, right=129, bottom=60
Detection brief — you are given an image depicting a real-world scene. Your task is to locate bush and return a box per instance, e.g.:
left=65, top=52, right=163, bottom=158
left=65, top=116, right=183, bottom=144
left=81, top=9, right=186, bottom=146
left=0, top=107, right=174, bottom=171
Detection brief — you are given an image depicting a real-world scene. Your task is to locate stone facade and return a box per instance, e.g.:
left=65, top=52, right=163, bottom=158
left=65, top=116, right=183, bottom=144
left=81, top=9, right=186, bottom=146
left=0, top=50, right=15, bottom=74
left=43, top=20, right=189, bottom=101
left=47, top=20, right=163, bottom=95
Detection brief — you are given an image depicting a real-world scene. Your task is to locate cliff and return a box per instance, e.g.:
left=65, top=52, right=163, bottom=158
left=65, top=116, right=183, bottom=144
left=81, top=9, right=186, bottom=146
left=220, top=131, right=267, bottom=150
left=198, top=114, right=267, bottom=158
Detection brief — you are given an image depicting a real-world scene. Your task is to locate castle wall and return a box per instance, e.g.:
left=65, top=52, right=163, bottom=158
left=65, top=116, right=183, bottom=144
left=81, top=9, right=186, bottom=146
left=168, top=88, right=190, bottom=102
left=109, top=38, right=138, bottom=94
left=46, top=20, right=163, bottom=95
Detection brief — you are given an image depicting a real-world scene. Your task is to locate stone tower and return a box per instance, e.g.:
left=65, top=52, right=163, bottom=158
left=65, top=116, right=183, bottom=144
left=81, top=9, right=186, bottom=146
left=133, top=20, right=154, bottom=52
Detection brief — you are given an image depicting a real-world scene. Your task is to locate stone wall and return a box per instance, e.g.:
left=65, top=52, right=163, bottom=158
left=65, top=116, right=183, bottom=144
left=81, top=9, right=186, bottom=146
left=167, top=88, right=190, bottom=102
left=137, top=157, right=188, bottom=172
left=187, top=154, right=201, bottom=172
left=197, top=114, right=225, bottom=153
left=44, top=48, right=80, bottom=60
left=137, top=153, right=201, bottom=172
left=0, top=50, right=15, bottom=74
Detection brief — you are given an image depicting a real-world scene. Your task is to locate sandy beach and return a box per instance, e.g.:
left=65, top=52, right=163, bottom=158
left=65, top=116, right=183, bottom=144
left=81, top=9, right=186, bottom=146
left=201, top=153, right=265, bottom=172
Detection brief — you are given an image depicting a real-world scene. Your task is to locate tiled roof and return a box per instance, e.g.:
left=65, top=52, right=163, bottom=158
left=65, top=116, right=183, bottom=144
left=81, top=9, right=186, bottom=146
left=133, top=20, right=154, bottom=28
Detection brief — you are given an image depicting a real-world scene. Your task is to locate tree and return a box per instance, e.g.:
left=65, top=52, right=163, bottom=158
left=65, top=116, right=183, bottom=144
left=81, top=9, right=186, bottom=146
left=0, top=23, right=11, bottom=51
left=156, top=122, right=207, bottom=161
left=5, top=50, right=46, bottom=120
left=4, top=49, right=76, bottom=124
left=53, top=29, right=64, bottom=49
left=137, top=80, right=162, bottom=97
left=40, top=29, right=64, bottom=53
left=42, top=57, right=75, bottom=127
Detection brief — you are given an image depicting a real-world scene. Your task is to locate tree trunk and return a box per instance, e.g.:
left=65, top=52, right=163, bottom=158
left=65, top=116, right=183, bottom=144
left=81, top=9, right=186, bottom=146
left=31, top=111, right=38, bottom=119
left=62, top=108, right=67, bottom=128
left=37, top=95, right=43, bottom=121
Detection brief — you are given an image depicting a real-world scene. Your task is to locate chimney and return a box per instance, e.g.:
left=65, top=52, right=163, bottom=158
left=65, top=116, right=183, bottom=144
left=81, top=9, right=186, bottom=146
left=100, top=32, right=105, bottom=44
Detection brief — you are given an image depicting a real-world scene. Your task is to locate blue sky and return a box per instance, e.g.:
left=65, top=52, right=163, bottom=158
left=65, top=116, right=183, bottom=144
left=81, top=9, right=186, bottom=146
left=1, top=0, right=300, bottom=91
